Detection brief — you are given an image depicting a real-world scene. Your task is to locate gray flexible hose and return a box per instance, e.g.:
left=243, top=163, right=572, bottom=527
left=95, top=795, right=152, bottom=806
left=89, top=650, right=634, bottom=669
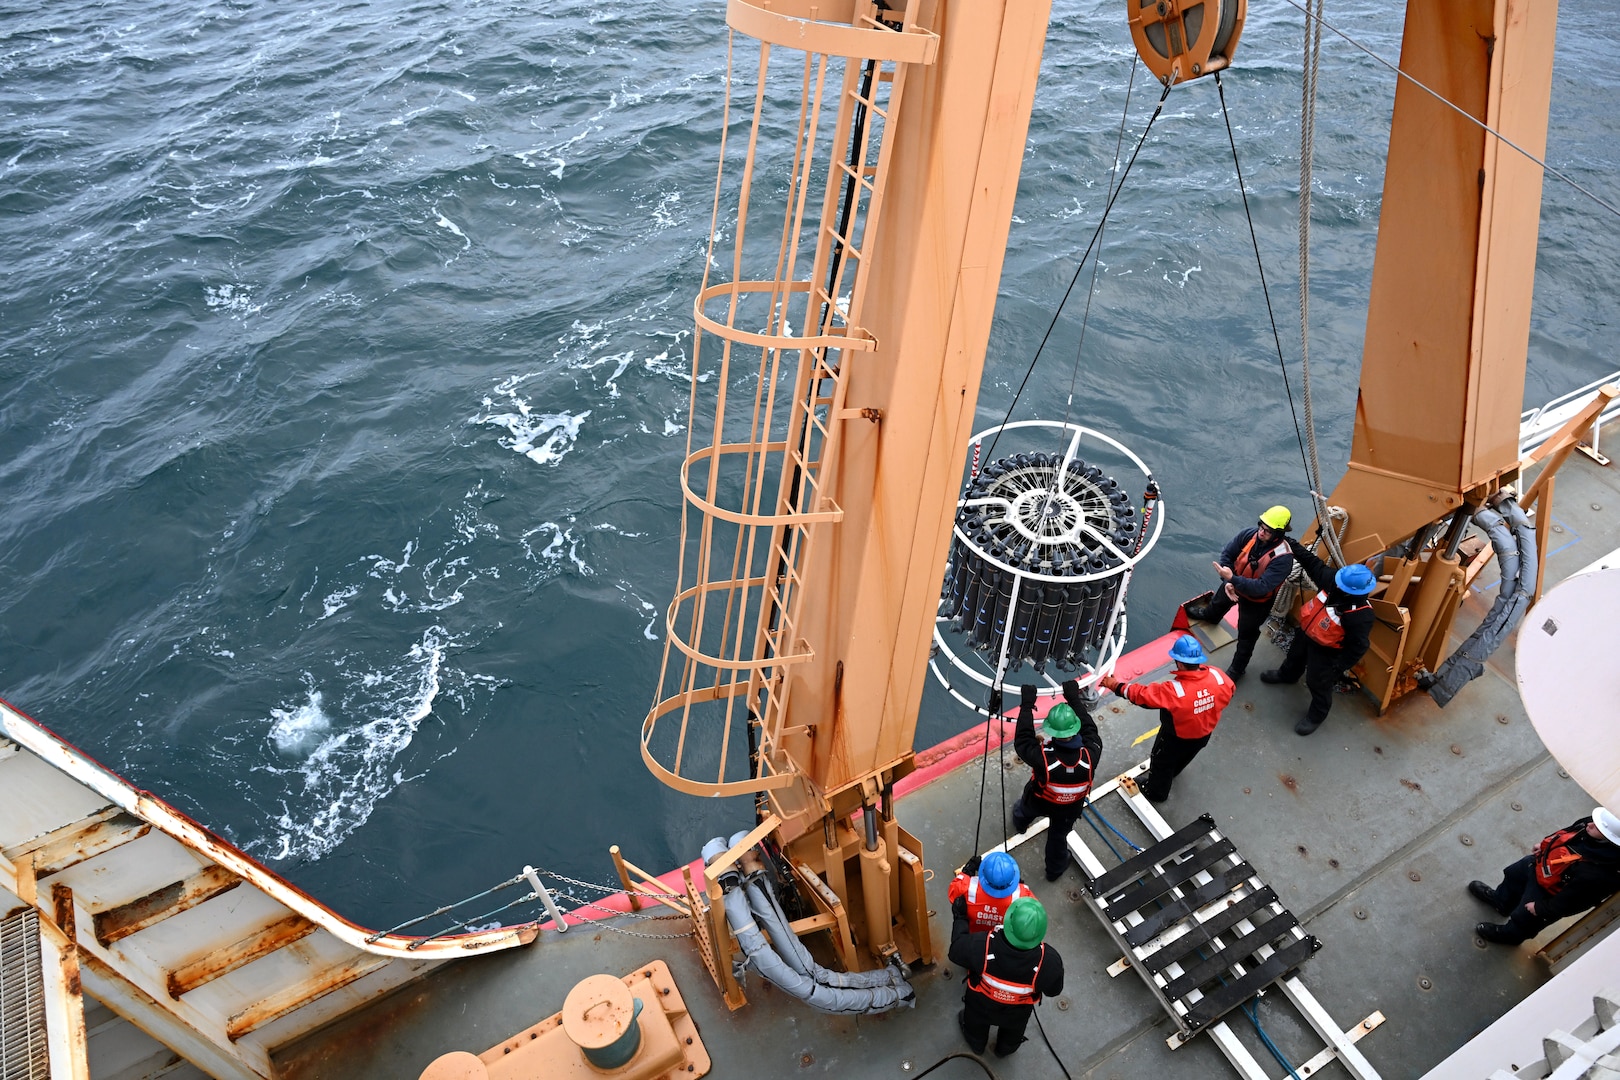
left=742, top=876, right=908, bottom=990
left=721, top=885, right=915, bottom=1013
left=703, top=835, right=914, bottom=1012
left=1421, top=498, right=1537, bottom=706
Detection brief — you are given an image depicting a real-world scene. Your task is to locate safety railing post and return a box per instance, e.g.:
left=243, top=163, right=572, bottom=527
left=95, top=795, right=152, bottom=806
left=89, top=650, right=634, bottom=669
left=522, top=866, right=569, bottom=932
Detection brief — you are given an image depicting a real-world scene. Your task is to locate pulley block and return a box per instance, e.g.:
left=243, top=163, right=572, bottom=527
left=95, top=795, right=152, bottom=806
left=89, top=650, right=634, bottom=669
left=1128, top=0, right=1246, bottom=85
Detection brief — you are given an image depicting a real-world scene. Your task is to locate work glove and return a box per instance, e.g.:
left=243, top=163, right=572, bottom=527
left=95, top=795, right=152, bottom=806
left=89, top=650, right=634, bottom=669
left=959, top=854, right=982, bottom=877
left=988, top=687, right=1003, bottom=717
left=1021, top=683, right=1038, bottom=708
left=1061, top=679, right=1081, bottom=706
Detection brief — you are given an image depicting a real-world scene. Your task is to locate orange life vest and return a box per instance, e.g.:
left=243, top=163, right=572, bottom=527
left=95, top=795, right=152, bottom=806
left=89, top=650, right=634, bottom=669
left=975, top=936, right=1046, bottom=1007
left=951, top=877, right=1036, bottom=934
left=1298, top=590, right=1370, bottom=648
left=1232, top=535, right=1290, bottom=601
left=1534, top=825, right=1587, bottom=893
left=1032, top=745, right=1093, bottom=806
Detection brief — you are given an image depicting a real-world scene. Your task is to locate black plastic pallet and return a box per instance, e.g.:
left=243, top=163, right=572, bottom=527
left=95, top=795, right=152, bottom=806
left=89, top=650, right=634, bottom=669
left=1161, top=911, right=1300, bottom=1001
left=1140, top=887, right=1279, bottom=975
left=1079, top=812, right=1324, bottom=1040
left=1087, top=814, right=1216, bottom=898
left=1102, top=838, right=1236, bottom=920
left=1182, top=936, right=1322, bottom=1032
left=1123, top=863, right=1256, bottom=949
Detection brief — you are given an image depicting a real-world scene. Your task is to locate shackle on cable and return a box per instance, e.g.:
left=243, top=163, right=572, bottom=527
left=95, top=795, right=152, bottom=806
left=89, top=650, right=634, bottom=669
left=1127, top=0, right=1246, bottom=85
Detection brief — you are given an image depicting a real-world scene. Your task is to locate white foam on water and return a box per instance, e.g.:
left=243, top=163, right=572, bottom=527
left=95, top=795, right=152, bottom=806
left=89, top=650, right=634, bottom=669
left=650, top=190, right=681, bottom=230
left=433, top=208, right=471, bottom=248
left=269, top=689, right=332, bottom=755
left=522, top=521, right=593, bottom=576
left=472, top=374, right=590, bottom=466
left=320, top=585, right=360, bottom=620
left=205, top=283, right=263, bottom=319
left=258, top=629, right=452, bottom=862
left=601, top=351, right=633, bottom=398
left=1164, top=265, right=1202, bottom=288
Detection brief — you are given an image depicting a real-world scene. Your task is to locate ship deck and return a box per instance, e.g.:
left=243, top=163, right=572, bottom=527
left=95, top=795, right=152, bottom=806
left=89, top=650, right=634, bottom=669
left=272, top=442, right=1620, bottom=1080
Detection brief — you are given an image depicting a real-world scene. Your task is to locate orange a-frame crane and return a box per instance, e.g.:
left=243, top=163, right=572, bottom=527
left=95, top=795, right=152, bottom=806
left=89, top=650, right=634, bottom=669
left=629, top=0, right=1580, bottom=1004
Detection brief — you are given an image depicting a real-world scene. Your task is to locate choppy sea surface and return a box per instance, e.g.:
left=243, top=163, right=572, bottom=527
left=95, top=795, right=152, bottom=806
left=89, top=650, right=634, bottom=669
left=3, top=0, right=1616, bottom=928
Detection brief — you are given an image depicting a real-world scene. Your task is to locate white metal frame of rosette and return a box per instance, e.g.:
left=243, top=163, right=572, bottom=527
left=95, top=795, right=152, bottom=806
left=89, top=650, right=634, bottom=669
left=930, top=419, right=1166, bottom=713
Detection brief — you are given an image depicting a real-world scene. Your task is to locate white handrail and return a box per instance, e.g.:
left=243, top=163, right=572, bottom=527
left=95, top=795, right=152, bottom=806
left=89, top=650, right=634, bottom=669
left=1520, top=370, right=1620, bottom=457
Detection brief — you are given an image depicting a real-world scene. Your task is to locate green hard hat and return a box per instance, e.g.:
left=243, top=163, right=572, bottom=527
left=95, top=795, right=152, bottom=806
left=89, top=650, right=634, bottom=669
left=1043, top=703, right=1081, bottom=741
left=1002, top=896, right=1047, bottom=949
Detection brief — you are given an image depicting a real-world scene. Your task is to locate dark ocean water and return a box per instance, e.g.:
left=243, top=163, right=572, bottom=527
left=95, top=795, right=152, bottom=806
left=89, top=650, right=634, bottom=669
left=2, top=0, right=1616, bottom=928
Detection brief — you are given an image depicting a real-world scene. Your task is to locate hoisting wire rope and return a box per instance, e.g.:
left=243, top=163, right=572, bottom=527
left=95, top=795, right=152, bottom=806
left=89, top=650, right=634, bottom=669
left=1028, top=55, right=1143, bottom=545
left=1057, top=54, right=1140, bottom=444
left=1294, top=0, right=1348, bottom=566
left=1211, top=70, right=1342, bottom=570
left=1277, top=0, right=1620, bottom=223
left=968, top=65, right=1166, bottom=856
left=977, top=74, right=1176, bottom=477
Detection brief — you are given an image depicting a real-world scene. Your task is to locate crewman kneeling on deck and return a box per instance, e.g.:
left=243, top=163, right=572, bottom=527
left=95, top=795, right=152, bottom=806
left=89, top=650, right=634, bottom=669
left=1100, top=634, right=1235, bottom=803
left=1469, top=807, right=1620, bottom=945
left=1000, top=680, right=1101, bottom=881
left=1260, top=540, right=1377, bottom=736
left=1185, top=505, right=1296, bottom=681
left=948, top=850, right=1035, bottom=934
left=949, top=895, right=1064, bottom=1058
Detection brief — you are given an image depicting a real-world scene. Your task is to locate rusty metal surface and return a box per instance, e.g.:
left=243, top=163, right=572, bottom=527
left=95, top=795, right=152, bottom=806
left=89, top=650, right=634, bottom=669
left=93, top=866, right=243, bottom=946
left=166, top=914, right=318, bottom=999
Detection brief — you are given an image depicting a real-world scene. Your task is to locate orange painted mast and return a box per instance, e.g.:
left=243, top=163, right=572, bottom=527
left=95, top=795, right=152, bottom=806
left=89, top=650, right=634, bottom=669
left=641, top=0, right=1053, bottom=985
left=1315, top=0, right=1567, bottom=711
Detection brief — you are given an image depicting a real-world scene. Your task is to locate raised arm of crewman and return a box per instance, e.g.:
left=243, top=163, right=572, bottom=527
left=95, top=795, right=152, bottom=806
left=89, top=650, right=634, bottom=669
left=1012, top=681, right=1102, bottom=778
left=1286, top=536, right=1336, bottom=591
left=1286, top=538, right=1375, bottom=670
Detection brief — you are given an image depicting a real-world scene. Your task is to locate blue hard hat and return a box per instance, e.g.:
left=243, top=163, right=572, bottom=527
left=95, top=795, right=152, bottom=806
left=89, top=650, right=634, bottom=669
left=1335, top=564, right=1377, bottom=596
left=978, top=851, right=1020, bottom=898
left=1169, top=634, right=1207, bottom=664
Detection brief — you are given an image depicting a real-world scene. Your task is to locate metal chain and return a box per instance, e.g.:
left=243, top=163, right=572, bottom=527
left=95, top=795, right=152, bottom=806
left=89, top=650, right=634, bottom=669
left=553, top=893, right=697, bottom=938
left=531, top=867, right=620, bottom=895
left=553, top=890, right=693, bottom=924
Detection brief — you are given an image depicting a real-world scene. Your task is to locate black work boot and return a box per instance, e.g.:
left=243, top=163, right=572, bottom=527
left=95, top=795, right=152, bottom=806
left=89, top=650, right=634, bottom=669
left=1260, top=669, right=1290, bottom=684
left=1294, top=715, right=1324, bottom=736
left=1468, top=881, right=1510, bottom=916
left=1475, top=922, right=1524, bottom=945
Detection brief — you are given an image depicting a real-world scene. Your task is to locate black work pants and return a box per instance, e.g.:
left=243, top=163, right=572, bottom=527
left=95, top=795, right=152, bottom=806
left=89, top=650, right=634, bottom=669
left=1482, top=854, right=1559, bottom=943
left=1012, top=793, right=1082, bottom=881
left=1202, top=591, right=1273, bottom=677
left=1144, top=721, right=1211, bottom=801
left=960, top=992, right=1033, bottom=1056
left=1275, top=632, right=1343, bottom=724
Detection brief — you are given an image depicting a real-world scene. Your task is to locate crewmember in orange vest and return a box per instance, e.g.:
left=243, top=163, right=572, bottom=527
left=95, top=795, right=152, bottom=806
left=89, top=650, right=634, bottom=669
left=1260, top=539, right=1377, bottom=736
left=1100, top=634, right=1236, bottom=803
left=1470, top=808, right=1620, bottom=945
left=1185, top=505, right=1296, bottom=681
left=948, top=895, right=1064, bottom=1057
left=1000, top=680, right=1101, bottom=881
left=947, top=850, right=1035, bottom=935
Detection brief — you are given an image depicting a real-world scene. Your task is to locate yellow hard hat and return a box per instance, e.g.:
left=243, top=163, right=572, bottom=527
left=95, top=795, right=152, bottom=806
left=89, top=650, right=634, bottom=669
left=1259, top=505, right=1292, bottom=531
